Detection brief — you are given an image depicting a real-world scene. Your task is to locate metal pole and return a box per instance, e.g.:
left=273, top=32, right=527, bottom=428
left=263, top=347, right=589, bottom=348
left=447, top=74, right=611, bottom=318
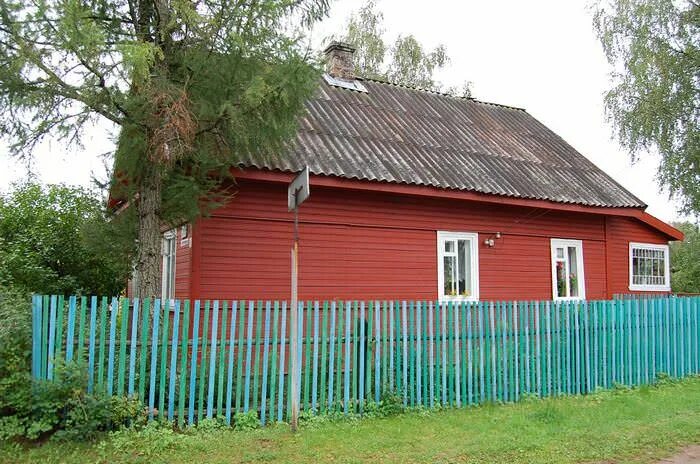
left=290, top=195, right=300, bottom=431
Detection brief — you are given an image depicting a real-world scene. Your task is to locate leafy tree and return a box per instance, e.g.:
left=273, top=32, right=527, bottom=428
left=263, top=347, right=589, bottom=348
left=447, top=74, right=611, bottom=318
left=670, top=221, right=700, bottom=293
left=0, top=182, right=130, bottom=295
left=0, top=0, right=330, bottom=297
left=593, top=0, right=699, bottom=213
left=336, top=0, right=469, bottom=94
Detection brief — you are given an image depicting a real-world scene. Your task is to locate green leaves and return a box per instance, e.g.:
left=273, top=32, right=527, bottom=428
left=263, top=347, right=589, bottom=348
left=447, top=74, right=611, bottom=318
left=594, top=0, right=699, bottom=213
left=0, top=182, right=130, bottom=296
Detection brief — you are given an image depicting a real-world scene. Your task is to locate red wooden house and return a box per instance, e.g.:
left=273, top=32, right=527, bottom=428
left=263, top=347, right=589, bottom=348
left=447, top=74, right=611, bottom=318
left=153, top=42, right=683, bottom=304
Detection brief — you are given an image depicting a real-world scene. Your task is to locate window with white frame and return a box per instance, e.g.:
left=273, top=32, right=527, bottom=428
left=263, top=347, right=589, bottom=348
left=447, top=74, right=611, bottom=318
left=437, top=231, right=479, bottom=301
left=161, top=230, right=176, bottom=301
left=550, top=239, right=585, bottom=300
left=629, top=242, right=670, bottom=291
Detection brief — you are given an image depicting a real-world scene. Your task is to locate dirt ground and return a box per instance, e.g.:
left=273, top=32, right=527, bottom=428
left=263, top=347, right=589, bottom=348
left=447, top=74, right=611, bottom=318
left=658, top=445, right=700, bottom=463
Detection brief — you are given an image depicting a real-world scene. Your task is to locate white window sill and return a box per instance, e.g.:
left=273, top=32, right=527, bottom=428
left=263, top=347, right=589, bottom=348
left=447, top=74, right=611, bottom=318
left=439, top=297, right=479, bottom=304
left=629, top=284, right=671, bottom=292
left=553, top=296, right=586, bottom=302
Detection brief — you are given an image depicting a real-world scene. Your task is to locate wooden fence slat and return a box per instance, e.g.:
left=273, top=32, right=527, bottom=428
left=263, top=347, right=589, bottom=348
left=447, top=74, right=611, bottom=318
left=217, top=300, right=229, bottom=417
left=359, top=301, right=366, bottom=413
left=55, top=295, right=65, bottom=362
left=47, top=295, right=57, bottom=381
left=327, top=302, right=336, bottom=411
left=260, top=301, right=272, bottom=425
left=107, top=297, right=119, bottom=396
left=375, top=300, right=381, bottom=403
left=235, top=300, right=246, bottom=414
left=344, top=301, right=351, bottom=415
left=138, top=298, right=151, bottom=402
left=320, top=301, right=329, bottom=412
left=158, top=298, right=170, bottom=418
left=77, top=296, right=87, bottom=363
left=269, top=301, right=279, bottom=421
left=206, top=300, right=220, bottom=418
left=128, top=298, right=140, bottom=397
left=65, top=296, right=76, bottom=362
left=243, top=300, right=254, bottom=413
left=225, top=301, right=238, bottom=425
left=178, top=300, right=190, bottom=427
left=117, top=298, right=129, bottom=396
left=189, top=300, right=201, bottom=425
left=147, top=299, right=161, bottom=420
left=254, top=300, right=264, bottom=413
left=167, top=299, right=181, bottom=421
left=312, top=301, right=320, bottom=413
left=277, top=301, right=287, bottom=422
left=303, top=301, right=312, bottom=412
left=198, top=301, right=211, bottom=422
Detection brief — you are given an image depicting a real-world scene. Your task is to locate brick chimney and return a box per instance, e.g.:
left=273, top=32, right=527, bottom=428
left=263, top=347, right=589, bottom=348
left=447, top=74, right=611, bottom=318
left=323, top=41, right=356, bottom=80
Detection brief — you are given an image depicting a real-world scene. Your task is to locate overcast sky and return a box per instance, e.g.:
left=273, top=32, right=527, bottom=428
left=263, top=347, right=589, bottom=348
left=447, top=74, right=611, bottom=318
left=0, top=0, right=685, bottom=222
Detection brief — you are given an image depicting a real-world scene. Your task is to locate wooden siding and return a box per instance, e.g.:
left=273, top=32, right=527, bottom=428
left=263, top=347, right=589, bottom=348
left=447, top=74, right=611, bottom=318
left=179, top=179, right=672, bottom=302
left=175, top=226, right=192, bottom=299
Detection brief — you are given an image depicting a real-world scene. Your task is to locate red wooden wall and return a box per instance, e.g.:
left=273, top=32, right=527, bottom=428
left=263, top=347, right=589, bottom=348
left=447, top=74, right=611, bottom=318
left=178, top=178, right=672, bottom=302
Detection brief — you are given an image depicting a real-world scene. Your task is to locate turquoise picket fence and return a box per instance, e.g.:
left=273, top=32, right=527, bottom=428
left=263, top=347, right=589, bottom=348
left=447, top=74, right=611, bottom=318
left=31, top=295, right=700, bottom=426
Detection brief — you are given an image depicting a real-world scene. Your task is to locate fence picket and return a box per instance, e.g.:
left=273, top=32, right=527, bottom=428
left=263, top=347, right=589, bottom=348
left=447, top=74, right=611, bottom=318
left=167, top=299, right=180, bottom=421
left=65, top=296, right=76, bottom=362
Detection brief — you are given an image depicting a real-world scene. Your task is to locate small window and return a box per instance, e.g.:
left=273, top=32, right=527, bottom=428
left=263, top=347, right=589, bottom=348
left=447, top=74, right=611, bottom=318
left=162, top=230, right=176, bottom=301
left=437, top=231, right=479, bottom=301
left=550, top=239, right=585, bottom=300
left=629, top=242, right=670, bottom=291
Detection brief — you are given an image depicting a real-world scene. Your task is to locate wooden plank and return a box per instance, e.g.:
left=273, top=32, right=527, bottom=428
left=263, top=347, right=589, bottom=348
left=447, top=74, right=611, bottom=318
left=77, top=296, right=87, bottom=363
left=389, top=301, right=395, bottom=392
left=415, top=301, right=422, bottom=406
left=206, top=300, right=220, bottom=418
left=409, top=300, right=416, bottom=407
left=352, top=301, right=359, bottom=412
left=244, top=300, right=254, bottom=412
left=359, top=301, right=366, bottom=413
left=128, top=298, right=140, bottom=397
left=303, top=301, right=312, bottom=412
left=312, top=301, right=320, bottom=412
left=188, top=300, right=201, bottom=425
left=375, top=300, right=381, bottom=403
left=217, top=300, right=229, bottom=417
left=31, top=296, right=41, bottom=379
left=178, top=300, right=190, bottom=427
left=334, top=301, right=344, bottom=412
left=40, top=295, right=49, bottom=380
left=55, top=295, right=65, bottom=362
left=269, top=301, right=279, bottom=421
left=117, top=298, right=129, bottom=396
left=65, top=295, right=77, bottom=362
left=107, top=297, right=119, bottom=396
left=454, top=302, right=461, bottom=407
left=225, top=301, right=238, bottom=425
left=466, top=302, right=473, bottom=405
left=148, top=299, right=161, bottom=420
left=97, top=297, right=108, bottom=390
left=47, top=295, right=57, bottom=381
left=478, top=302, right=485, bottom=403
left=327, top=302, right=336, bottom=411
left=138, top=298, right=151, bottom=402
left=260, top=301, right=272, bottom=425
left=87, top=296, right=98, bottom=393
left=447, top=301, right=455, bottom=406
left=428, top=301, right=435, bottom=408
left=403, top=301, right=410, bottom=406
left=167, top=299, right=181, bottom=421
left=198, top=300, right=211, bottom=421
left=320, top=301, right=329, bottom=412
left=382, top=301, right=388, bottom=392
left=158, top=298, right=170, bottom=418
left=344, top=301, right=351, bottom=415
left=235, top=300, right=245, bottom=414
left=277, top=302, right=288, bottom=422
left=253, top=300, right=263, bottom=413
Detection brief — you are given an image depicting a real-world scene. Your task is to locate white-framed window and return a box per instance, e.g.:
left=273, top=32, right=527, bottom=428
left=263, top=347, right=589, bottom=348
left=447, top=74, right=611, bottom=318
left=161, top=230, right=177, bottom=301
left=437, top=231, right=479, bottom=301
left=629, top=242, right=670, bottom=291
left=550, top=239, right=585, bottom=300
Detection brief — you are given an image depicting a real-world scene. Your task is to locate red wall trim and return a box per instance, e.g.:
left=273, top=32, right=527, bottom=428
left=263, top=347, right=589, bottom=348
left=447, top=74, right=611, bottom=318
left=231, top=168, right=683, bottom=241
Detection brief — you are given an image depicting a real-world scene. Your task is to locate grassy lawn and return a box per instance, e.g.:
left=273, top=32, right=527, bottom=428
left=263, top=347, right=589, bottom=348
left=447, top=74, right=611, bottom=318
left=3, top=378, right=700, bottom=464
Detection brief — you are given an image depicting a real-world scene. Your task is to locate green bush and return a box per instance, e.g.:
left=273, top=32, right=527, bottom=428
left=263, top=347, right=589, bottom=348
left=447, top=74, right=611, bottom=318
left=234, top=411, right=260, bottom=431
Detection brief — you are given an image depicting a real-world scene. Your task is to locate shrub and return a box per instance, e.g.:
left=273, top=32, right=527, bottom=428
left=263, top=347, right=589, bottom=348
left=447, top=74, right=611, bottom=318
left=234, top=411, right=260, bottom=431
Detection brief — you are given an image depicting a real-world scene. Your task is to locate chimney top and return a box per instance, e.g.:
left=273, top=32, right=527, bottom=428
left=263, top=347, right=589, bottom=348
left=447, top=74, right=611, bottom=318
left=323, top=41, right=356, bottom=80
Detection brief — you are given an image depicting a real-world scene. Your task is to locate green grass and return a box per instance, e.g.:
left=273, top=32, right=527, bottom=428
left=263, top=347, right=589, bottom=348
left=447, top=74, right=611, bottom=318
left=3, top=378, right=700, bottom=464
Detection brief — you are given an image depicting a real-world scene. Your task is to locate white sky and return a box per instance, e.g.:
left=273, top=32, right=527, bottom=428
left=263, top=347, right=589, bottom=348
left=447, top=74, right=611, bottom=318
left=0, top=0, right=685, bottom=222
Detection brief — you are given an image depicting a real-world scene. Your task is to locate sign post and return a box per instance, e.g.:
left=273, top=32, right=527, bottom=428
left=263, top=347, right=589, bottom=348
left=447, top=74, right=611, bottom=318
left=288, top=166, right=309, bottom=432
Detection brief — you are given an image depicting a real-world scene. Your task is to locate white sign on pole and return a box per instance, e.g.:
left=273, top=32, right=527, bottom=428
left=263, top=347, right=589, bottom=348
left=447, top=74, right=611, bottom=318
left=288, top=166, right=310, bottom=211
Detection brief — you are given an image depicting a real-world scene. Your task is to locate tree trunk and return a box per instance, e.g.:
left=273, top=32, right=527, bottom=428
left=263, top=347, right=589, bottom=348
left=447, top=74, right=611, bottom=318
left=134, top=162, right=163, bottom=299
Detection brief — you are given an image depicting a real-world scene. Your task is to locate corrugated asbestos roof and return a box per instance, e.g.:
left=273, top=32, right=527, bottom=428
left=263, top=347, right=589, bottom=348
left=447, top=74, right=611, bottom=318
left=238, top=77, right=646, bottom=208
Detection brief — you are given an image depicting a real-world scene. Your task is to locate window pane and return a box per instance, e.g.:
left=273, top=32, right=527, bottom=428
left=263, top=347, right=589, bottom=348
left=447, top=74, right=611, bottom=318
left=556, top=260, right=566, bottom=298
left=458, top=240, right=472, bottom=296
left=444, top=255, right=456, bottom=296
left=631, top=246, right=667, bottom=287
left=556, top=247, right=565, bottom=259
left=568, top=246, right=579, bottom=297
left=445, top=241, right=454, bottom=253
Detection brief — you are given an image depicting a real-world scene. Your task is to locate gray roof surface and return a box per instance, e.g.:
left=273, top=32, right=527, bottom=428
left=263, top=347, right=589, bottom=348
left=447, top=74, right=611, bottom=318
left=239, top=77, right=645, bottom=208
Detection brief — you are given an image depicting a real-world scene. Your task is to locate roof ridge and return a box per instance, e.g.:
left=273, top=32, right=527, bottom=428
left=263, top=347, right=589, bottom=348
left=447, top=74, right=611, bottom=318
left=357, top=76, right=527, bottom=112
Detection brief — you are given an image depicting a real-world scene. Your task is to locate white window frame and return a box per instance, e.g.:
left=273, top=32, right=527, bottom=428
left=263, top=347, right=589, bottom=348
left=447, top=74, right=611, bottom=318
left=437, top=231, right=479, bottom=302
left=161, top=230, right=177, bottom=302
left=550, top=238, right=586, bottom=301
left=628, top=242, right=670, bottom=291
